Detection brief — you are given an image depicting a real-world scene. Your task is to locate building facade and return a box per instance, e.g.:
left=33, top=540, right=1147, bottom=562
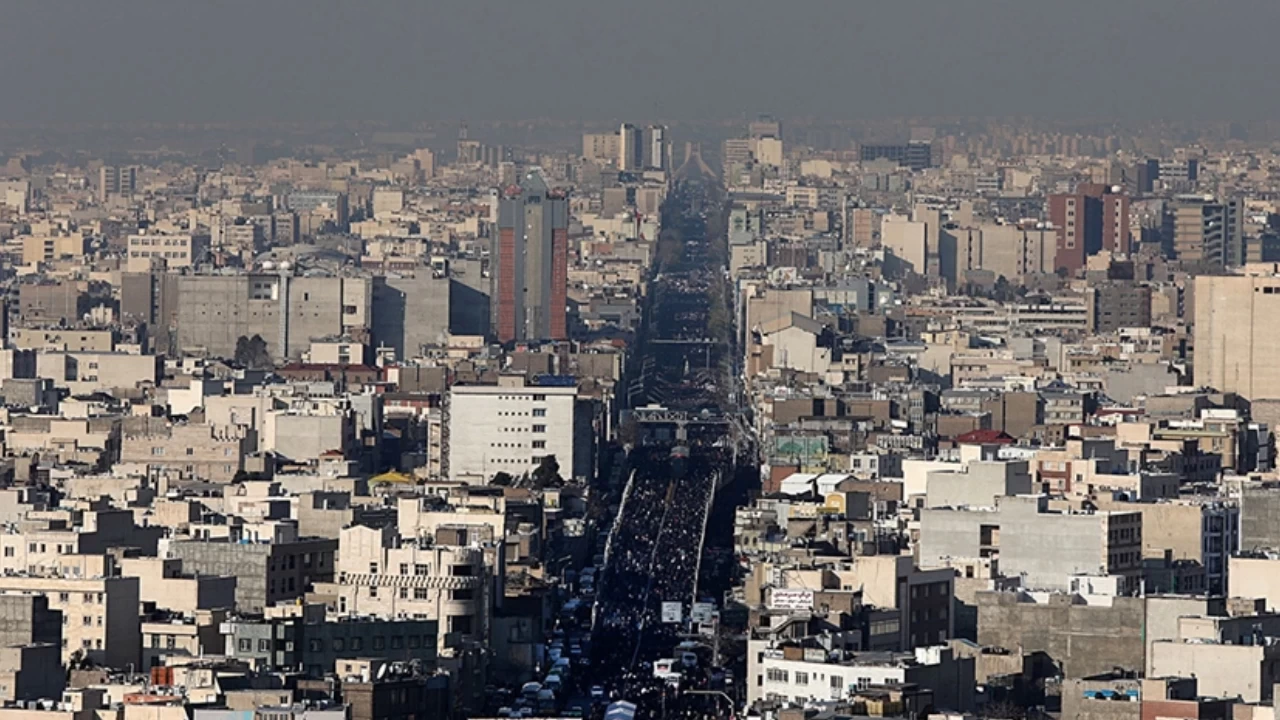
left=490, top=171, right=569, bottom=343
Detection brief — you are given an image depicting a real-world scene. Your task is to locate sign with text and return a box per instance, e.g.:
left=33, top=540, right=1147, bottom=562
left=661, top=601, right=683, bottom=624
left=768, top=588, right=815, bottom=611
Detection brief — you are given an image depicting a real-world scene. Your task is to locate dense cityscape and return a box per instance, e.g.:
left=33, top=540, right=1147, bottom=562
left=11, top=3, right=1280, bottom=719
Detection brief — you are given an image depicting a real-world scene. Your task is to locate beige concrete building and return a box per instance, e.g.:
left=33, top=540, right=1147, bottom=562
left=582, top=132, right=620, bottom=165
left=1194, top=270, right=1280, bottom=400
left=10, top=328, right=116, bottom=353
left=126, top=233, right=207, bottom=272
left=1229, top=555, right=1280, bottom=612
left=1149, top=614, right=1280, bottom=702
left=21, top=235, right=86, bottom=265
left=920, top=495, right=1143, bottom=593
left=141, top=609, right=226, bottom=669
left=119, top=422, right=256, bottom=483
left=882, top=215, right=929, bottom=273
left=316, top=524, right=496, bottom=656
left=0, top=573, right=140, bottom=668
left=34, top=351, right=159, bottom=395
left=116, top=557, right=237, bottom=614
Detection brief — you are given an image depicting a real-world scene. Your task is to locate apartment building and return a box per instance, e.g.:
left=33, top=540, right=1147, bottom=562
left=1194, top=271, right=1280, bottom=401
left=0, top=574, right=140, bottom=668
left=10, top=328, right=115, bottom=353
left=317, top=524, right=496, bottom=656
left=221, top=606, right=438, bottom=678
left=447, top=377, right=584, bottom=484
left=141, top=609, right=226, bottom=669
left=20, top=235, right=86, bottom=265
left=164, top=531, right=337, bottom=613
left=116, top=557, right=237, bottom=614
left=126, top=233, right=208, bottom=272
left=920, top=495, right=1143, bottom=593
left=34, top=351, right=159, bottom=395
left=119, top=422, right=257, bottom=483
left=747, top=644, right=973, bottom=711
left=172, top=274, right=371, bottom=361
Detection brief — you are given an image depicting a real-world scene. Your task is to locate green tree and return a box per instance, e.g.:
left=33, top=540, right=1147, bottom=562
left=531, top=454, right=563, bottom=488
left=234, top=334, right=272, bottom=369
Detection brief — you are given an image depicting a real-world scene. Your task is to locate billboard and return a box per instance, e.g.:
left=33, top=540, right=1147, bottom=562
left=690, top=602, right=716, bottom=624
left=768, top=588, right=815, bottom=611
left=661, top=601, right=683, bottom=624
left=773, top=435, right=828, bottom=463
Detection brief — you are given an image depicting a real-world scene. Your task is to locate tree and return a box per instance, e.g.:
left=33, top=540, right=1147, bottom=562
left=491, top=472, right=515, bottom=487
left=531, top=454, right=563, bottom=488
left=234, top=334, right=272, bottom=369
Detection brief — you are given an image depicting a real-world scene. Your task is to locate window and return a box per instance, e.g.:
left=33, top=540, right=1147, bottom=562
left=448, top=616, right=473, bottom=635
left=414, top=588, right=430, bottom=600
left=391, top=635, right=404, bottom=649
left=831, top=675, right=843, bottom=690
left=153, top=635, right=163, bottom=649
left=373, top=636, right=386, bottom=650
left=795, top=672, right=809, bottom=686
left=2, top=548, right=10, bottom=558
left=399, top=564, right=409, bottom=575
left=451, top=588, right=475, bottom=601
left=350, top=638, right=363, bottom=651
left=532, top=394, right=546, bottom=402
left=258, top=639, right=270, bottom=652
left=332, top=638, right=346, bottom=651
left=766, top=669, right=788, bottom=683
left=82, top=616, right=92, bottom=626
left=408, top=635, right=421, bottom=649
left=532, top=408, right=546, bottom=417
left=58, top=593, right=68, bottom=602
left=414, top=564, right=429, bottom=576
left=238, top=638, right=252, bottom=652
left=399, top=587, right=408, bottom=599
left=532, top=425, right=546, bottom=433
left=369, top=562, right=379, bottom=574
left=166, top=636, right=175, bottom=650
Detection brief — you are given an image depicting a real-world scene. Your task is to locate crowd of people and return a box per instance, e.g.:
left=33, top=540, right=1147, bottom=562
left=588, top=447, right=716, bottom=718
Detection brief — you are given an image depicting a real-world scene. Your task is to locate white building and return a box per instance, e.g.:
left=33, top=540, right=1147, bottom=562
left=746, top=644, right=973, bottom=711
left=127, top=232, right=207, bottom=272
left=447, top=377, right=581, bottom=484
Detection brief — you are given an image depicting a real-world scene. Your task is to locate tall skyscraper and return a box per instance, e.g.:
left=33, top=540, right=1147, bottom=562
left=643, top=125, right=667, bottom=170
left=618, top=124, right=643, bottom=172
left=491, top=170, right=569, bottom=343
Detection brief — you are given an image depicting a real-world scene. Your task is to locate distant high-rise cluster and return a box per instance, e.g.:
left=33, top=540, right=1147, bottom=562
left=582, top=122, right=669, bottom=172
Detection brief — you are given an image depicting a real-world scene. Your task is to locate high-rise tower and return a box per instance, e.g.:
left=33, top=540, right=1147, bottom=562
left=491, top=170, right=569, bottom=343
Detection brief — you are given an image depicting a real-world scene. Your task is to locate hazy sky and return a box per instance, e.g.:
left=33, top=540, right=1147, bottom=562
left=2, top=0, right=1278, bottom=125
